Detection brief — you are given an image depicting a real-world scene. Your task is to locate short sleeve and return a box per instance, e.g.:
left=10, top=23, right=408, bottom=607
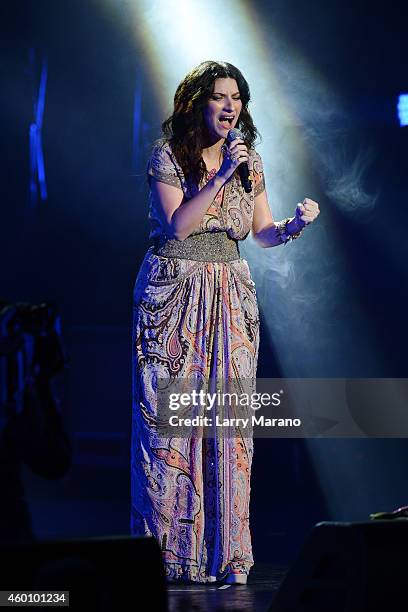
left=252, top=151, right=266, bottom=197
left=146, top=141, right=183, bottom=190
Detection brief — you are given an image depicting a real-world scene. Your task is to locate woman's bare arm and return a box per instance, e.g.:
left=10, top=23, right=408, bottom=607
left=151, top=175, right=226, bottom=241
left=151, top=138, right=249, bottom=241
left=251, top=189, right=283, bottom=248
left=252, top=189, right=319, bottom=248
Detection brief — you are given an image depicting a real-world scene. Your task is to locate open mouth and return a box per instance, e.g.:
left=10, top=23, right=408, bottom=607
left=218, top=116, right=235, bottom=129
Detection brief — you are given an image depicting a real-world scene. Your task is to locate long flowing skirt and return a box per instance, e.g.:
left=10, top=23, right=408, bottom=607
left=131, top=247, right=260, bottom=583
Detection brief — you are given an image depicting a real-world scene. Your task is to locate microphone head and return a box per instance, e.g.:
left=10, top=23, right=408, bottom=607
left=226, top=128, right=244, bottom=143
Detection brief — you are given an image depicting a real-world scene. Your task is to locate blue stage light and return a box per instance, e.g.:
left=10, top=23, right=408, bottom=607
left=397, top=94, right=408, bottom=126
left=28, top=49, right=48, bottom=208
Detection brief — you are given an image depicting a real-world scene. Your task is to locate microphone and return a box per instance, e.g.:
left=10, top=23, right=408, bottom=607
left=226, top=128, right=252, bottom=193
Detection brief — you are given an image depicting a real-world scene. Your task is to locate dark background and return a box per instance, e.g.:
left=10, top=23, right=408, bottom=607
left=1, top=0, right=407, bottom=563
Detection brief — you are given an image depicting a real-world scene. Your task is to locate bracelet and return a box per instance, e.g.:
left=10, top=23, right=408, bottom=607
left=276, top=217, right=305, bottom=245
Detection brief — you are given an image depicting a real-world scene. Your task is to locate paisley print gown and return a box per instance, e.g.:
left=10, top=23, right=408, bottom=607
left=131, top=140, right=265, bottom=583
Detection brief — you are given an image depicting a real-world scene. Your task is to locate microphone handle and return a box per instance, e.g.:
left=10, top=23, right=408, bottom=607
left=238, top=162, right=252, bottom=193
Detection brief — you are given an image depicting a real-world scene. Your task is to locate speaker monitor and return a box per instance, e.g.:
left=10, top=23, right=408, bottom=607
left=0, top=535, right=167, bottom=611
left=269, top=521, right=408, bottom=612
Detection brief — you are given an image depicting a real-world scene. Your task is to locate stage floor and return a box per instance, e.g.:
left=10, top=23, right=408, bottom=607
left=167, top=563, right=287, bottom=612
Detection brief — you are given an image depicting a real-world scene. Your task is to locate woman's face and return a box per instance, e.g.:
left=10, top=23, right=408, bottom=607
left=202, top=77, right=243, bottom=142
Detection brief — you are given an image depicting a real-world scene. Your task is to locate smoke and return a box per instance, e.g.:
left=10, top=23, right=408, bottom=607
left=240, top=37, right=383, bottom=376
left=271, top=41, right=380, bottom=215
left=323, top=145, right=379, bottom=213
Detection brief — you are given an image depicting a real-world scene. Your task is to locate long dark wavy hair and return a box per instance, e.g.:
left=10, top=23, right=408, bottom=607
left=160, top=61, right=261, bottom=187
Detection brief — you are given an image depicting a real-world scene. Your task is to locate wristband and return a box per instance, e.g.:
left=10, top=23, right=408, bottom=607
left=276, top=217, right=305, bottom=245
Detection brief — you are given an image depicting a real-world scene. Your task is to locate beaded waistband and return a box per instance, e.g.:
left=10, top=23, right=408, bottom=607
left=152, top=231, right=241, bottom=262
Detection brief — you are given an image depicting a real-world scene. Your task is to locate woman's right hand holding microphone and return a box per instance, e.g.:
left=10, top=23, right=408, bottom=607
left=217, top=138, right=249, bottom=183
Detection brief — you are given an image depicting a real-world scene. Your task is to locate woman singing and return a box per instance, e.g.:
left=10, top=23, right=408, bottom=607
left=131, top=60, right=320, bottom=584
